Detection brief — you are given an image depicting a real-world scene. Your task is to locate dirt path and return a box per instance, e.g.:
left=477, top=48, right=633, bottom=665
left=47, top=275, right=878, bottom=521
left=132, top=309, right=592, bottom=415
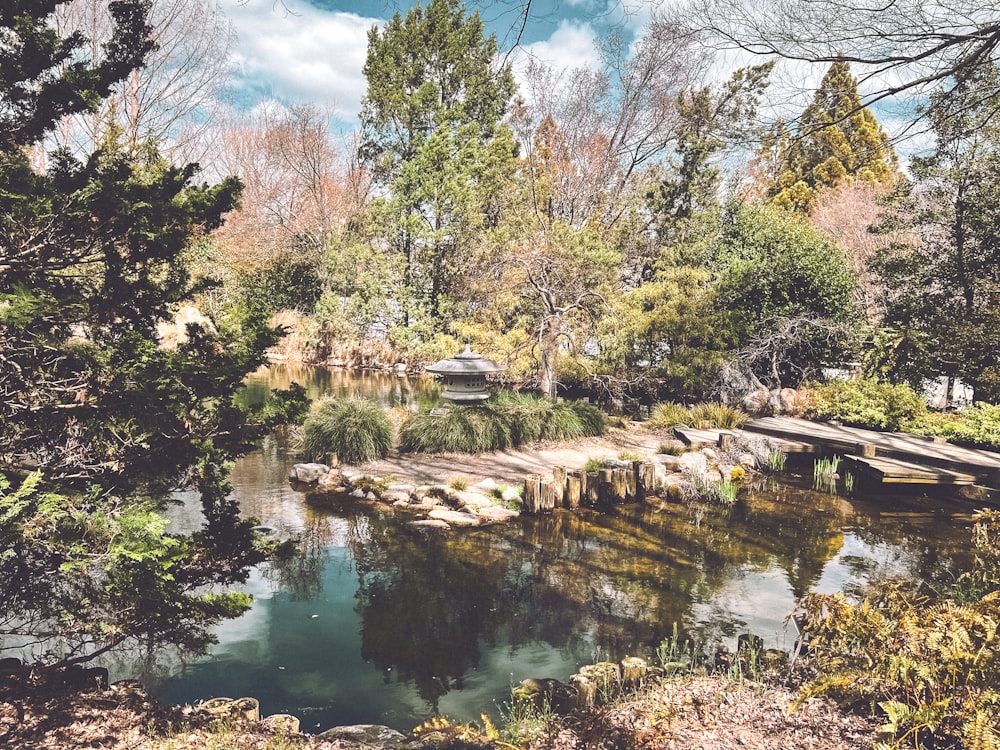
left=352, top=425, right=665, bottom=486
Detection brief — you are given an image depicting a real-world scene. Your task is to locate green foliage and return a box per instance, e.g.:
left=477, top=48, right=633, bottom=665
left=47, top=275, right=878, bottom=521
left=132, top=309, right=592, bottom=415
left=448, top=478, right=468, bottom=492
left=584, top=458, right=605, bottom=472
left=712, top=203, right=860, bottom=386
left=871, top=64, right=1000, bottom=402
left=303, top=397, right=393, bottom=464
left=795, top=572, right=1000, bottom=749
left=689, top=402, right=750, bottom=429
left=807, top=378, right=927, bottom=431
left=0, top=3, right=308, bottom=668
left=648, top=401, right=748, bottom=430
left=766, top=60, right=898, bottom=211
left=766, top=449, right=787, bottom=473
left=0, top=473, right=260, bottom=662
left=399, top=392, right=605, bottom=454
left=916, top=403, right=1000, bottom=450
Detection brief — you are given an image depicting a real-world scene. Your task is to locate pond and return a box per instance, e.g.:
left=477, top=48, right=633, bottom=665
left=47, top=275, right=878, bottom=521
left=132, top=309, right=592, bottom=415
left=136, top=364, right=980, bottom=734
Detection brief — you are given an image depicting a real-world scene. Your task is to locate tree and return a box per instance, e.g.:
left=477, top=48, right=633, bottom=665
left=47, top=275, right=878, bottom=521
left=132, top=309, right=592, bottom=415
left=688, top=0, right=1000, bottom=119
left=359, top=0, right=519, bottom=332
left=0, top=1, right=303, bottom=667
left=0, top=0, right=153, bottom=153
left=48, top=0, right=234, bottom=161
left=871, top=64, right=1000, bottom=402
left=765, top=60, right=897, bottom=211
left=359, top=0, right=515, bottom=185
left=712, top=203, right=860, bottom=387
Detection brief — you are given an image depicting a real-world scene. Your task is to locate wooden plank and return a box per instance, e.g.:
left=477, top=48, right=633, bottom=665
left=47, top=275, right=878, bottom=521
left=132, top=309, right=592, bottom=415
left=674, top=427, right=721, bottom=449
left=843, top=455, right=975, bottom=486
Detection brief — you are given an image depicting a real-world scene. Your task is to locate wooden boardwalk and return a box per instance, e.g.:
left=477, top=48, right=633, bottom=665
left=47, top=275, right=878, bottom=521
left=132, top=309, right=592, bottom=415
left=743, top=416, right=1000, bottom=488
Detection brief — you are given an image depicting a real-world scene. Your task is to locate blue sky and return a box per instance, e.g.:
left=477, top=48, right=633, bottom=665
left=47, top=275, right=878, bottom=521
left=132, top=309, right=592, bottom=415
left=222, top=0, right=659, bottom=129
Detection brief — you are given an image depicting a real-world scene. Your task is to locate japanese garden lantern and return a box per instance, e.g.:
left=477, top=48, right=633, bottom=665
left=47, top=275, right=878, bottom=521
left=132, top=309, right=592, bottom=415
left=425, top=345, right=507, bottom=402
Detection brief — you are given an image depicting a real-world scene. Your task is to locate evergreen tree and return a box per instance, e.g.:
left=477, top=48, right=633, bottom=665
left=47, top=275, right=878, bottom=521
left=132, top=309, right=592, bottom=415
left=871, top=64, right=1000, bottom=402
left=768, top=60, right=897, bottom=211
left=358, top=0, right=518, bottom=332
left=0, top=1, right=304, bottom=666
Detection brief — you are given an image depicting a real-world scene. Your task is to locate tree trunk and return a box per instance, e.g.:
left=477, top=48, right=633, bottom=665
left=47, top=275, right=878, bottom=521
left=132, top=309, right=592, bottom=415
left=538, top=315, right=560, bottom=399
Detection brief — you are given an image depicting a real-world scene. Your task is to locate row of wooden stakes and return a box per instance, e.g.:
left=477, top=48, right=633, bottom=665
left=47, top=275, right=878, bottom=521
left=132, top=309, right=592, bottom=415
left=522, top=461, right=659, bottom=513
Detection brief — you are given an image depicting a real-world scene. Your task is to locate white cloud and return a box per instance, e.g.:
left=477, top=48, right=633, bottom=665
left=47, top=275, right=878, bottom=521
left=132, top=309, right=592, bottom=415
left=509, top=19, right=602, bottom=83
left=226, top=3, right=376, bottom=122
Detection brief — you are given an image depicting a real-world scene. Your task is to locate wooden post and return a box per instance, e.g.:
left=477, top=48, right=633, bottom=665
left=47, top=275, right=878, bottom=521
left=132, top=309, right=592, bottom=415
left=855, top=441, right=876, bottom=457
left=612, top=468, right=628, bottom=501
left=540, top=477, right=555, bottom=512
left=631, top=461, right=645, bottom=502
left=718, top=432, right=736, bottom=452
left=598, top=479, right=614, bottom=504
left=640, top=462, right=656, bottom=496
left=565, top=472, right=583, bottom=509
left=524, top=474, right=541, bottom=513
left=552, top=466, right=566, bottom=507
left=585, top=471, right=600, bottom=506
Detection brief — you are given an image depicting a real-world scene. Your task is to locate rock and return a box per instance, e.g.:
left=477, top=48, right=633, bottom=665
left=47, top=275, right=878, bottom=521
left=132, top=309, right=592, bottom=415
left=738, top=452, right=758, bottom=469
left=261, top=714, right=300, bottom=733
left=410, top=519, right=451, bottom=530
left=317, top=469, right=344, bottom=491
left=288, top=463, right=329, bottom=485
left=678, top=451, right=708, bottom=474
left=364, top=491, right=378, bottom=501
left=427, top=508, right=480, bottom=527
left=501, top=486, right=521, bottom=503
left=386, top=483, right=415, bottom=494
left=476, top=506, right=520, bottom=524
left=702, top=447, right=719, bottom=462
left=318, top=724, right=407, bottom=748
left=512, top=678, right=576, bottom=713
left=742, top=388, right=771, bottom=416
left=382, top=489, right=412, bottom=504
left=349, top=488, right=365, bottom=498
left=652, top=454, right=684, bottom=472
left=454, top=490, right=492, bottom=509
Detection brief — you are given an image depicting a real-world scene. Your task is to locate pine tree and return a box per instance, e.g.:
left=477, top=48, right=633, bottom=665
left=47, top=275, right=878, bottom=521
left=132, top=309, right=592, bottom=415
left=768, top=60, right=898, bottom=210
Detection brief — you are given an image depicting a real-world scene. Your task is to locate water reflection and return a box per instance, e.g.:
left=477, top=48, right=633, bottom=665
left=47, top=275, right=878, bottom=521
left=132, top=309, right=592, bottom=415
left=146, top=367, right=979, bottom=733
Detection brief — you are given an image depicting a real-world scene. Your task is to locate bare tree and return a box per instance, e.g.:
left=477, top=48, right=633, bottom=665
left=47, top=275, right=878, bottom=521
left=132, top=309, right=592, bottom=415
left=51, top=0, right=234, bottom=160
left=687, top=0, right=1000, bottom=127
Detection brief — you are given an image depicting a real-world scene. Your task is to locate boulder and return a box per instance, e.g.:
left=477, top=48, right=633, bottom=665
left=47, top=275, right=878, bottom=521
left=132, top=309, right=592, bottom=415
left=742, top=387, right=771, bottom=416
left=454, top=490, right=492, bottom=509
left=501, top=486, right=521, bottom=503
left=288, top=463, right=329, bottom=485
left=651, top=454, right=684, bottom=472
left=427, top=508, right=480, bottom=527
left=678, top=451, right=708, bottom=474
left=473, top=477, right=498, bottom=491
left=476, top=506, right=520, bottom=524
left=410, top=519, right=451, bottom=530
left=317, top=724, right=407, bottom=748
left=382, top=489, right=412, bottom=504
left=261, top=714, right=300, bottom=733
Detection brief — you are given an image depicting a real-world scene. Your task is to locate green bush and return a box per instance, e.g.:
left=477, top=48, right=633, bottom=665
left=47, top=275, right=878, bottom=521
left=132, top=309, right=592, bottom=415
left=302, top=397, right=393, bottom=464
left=795, top=513, right=1000, bottom=749
left=912, top=403, right=1000, bottom=450
left=806, top=378, right=927, bottom=431
left=689, top=402, right=750, bottom=429
left=399, top=392, right=605, bottom=454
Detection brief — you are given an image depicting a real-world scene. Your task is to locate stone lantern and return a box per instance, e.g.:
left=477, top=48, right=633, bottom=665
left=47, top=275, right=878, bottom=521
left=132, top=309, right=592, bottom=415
left=425, top=345, right=507, bottom=402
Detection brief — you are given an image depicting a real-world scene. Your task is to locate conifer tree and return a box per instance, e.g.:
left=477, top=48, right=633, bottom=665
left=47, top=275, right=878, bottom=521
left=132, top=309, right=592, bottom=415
left=767, top=60, right=897, bottom=210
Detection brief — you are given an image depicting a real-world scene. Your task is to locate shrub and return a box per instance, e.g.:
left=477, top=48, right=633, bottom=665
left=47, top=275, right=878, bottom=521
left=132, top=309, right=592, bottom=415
left=689, top=402, right=750, bottom=429
left=302, top=397, right=393, bottom=464
left=399, top=392, right=605, bottom=454
left=647, top=402, right=692, bottom=430
left=912, top=403, right=1000, bottom=450
left=806, top=378, right=927, bottom=431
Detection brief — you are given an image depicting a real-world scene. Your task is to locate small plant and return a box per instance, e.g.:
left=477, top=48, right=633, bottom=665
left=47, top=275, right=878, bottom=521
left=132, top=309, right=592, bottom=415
left=647, top=401, right=692, bottom=430
left=842, top=471, right=856, bottom=494
left=717, top=477, right=738, bottom=504
left=498, top=694, right=558, bottom=746
left=766, top=449, right=787, bottom=472
left=658, top=442, right=686, bottom=456
left=352, top=474, right=390, bottom=495
left=656, top=622, right=704, bottom=676
left=689, top=402, right=750, bottom=430
left=813, top=455, right=841, bottom=479
left=618, top=450, right=645, bottom=462
left=730, top=465, right=746, bottom=482
left=302, top=397, right=393, bottom=464
left=448, top=477, right=468, bottom=492
left=584, top=457, right=604, bottom=472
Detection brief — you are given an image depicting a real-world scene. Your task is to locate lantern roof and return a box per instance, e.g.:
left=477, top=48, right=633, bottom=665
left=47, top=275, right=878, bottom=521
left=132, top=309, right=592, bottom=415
left=425, top=345, right=508, bottom=375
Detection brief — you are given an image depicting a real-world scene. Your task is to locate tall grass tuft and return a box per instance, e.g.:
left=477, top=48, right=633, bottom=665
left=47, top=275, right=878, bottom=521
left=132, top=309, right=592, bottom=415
left=303, top=397, right=392, bottom=464
left=399, top=391, right=605, bottom=454
left=689, top=402, right=750, bottom=429
left=647, top=401, right=692, bottom=430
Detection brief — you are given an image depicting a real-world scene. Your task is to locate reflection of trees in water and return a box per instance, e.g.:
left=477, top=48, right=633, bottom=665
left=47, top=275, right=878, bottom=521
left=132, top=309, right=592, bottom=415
left=246, top=364, right=441, bottom=409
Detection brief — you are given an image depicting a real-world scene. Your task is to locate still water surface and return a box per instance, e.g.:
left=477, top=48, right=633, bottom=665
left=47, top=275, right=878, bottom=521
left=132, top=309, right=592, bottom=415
left=143, top=364, right=978, bottom=733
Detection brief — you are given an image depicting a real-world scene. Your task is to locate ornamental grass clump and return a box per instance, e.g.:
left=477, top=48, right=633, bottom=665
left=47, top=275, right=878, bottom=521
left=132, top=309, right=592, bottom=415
left=399, top=391, right=605, bottom=454
left=302, top=397, right=392, bottom=464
